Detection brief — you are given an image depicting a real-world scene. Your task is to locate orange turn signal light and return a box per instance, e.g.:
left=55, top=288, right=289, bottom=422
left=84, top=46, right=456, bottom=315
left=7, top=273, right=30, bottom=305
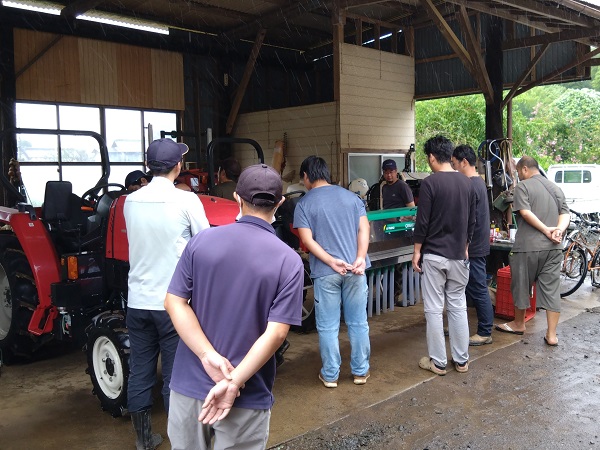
left=67, top=256, right=78, bottom=280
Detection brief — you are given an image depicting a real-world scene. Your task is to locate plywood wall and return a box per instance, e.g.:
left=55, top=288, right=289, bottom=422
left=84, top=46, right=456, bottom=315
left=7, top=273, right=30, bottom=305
left=234, top=102, right=338, bottom=183
left=339, top=43, right=415, bottom=150
left=14, top=28, right=184, bottom=110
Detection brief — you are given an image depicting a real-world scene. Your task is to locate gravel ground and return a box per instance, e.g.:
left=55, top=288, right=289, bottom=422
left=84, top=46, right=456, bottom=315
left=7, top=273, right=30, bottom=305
left=275, top=307, right=600, bottom=450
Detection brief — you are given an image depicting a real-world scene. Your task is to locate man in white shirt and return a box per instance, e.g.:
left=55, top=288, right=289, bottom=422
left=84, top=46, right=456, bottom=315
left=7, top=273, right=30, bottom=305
left=124, top=138, right=209, bottom=450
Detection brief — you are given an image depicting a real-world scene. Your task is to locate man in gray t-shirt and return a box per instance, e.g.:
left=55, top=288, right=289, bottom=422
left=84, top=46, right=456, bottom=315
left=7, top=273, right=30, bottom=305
left=495, top=156, right=570, bottom=347
left=294, top=156, right=371, bottom=388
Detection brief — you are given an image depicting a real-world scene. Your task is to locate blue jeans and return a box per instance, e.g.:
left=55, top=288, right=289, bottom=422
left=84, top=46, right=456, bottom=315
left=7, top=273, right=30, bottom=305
left=314, top=273, right=370, bottom=382
left=465, top=256, right=494, bottom=336
left=127, top=308, right=179, bottom=414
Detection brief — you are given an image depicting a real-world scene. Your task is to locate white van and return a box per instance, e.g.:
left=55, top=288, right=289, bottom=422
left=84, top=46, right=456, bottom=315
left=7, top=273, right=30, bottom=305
left=546, top=164, right=600, bottom=213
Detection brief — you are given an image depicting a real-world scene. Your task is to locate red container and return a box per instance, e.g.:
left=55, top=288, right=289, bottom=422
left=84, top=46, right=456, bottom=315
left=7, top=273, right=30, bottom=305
left=494, top=266, right=536, bottom=322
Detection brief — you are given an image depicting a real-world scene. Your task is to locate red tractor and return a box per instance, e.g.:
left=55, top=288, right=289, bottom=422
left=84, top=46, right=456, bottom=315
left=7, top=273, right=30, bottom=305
left=0, top=131, right=313, bottom=417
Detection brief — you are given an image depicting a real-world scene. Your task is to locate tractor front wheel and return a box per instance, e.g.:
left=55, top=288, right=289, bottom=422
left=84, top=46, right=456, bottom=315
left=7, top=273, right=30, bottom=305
left=86, top=314, right=129, bottom=417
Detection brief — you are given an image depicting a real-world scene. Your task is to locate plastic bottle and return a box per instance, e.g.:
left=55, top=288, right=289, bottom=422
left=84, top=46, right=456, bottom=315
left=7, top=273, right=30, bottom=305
left=490, top=221, right=496, bottom=242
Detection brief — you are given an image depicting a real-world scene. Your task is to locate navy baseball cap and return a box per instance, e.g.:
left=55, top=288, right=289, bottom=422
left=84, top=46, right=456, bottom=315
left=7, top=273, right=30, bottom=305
left=236, top=164, right=283, bottom=207
left=125, top=170, right=151, bottom=188
left=382, top=159, right=397, bottom=171
left=146, top=138, right=188, bottom=171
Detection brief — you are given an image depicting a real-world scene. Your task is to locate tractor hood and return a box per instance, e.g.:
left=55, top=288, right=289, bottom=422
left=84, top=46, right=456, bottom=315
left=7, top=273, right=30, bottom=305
left=198, top=195, right=239, bottom=227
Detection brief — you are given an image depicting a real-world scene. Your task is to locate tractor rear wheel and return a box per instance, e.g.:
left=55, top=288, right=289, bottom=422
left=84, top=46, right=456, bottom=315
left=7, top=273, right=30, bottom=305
left=293, top=259, right=315, bottom=333
left=86, top=313, right=130, bottom=417
left=0, top=243, right=40, bottom=360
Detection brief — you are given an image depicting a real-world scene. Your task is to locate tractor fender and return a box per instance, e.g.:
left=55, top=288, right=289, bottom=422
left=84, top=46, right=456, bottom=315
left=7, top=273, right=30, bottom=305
left=198, top=195, right=238, bottom=226
left=3, top=208, right=60, bottom=336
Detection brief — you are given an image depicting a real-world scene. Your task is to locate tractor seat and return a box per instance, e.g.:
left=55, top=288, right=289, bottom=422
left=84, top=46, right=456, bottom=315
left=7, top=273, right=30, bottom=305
left=41, top=181, right=89, bottom=251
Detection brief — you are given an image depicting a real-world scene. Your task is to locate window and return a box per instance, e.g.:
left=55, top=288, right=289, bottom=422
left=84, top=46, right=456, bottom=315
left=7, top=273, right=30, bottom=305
left=15, top=102, right=177, bottom=206
left=583, top=170, right=592, bottom=183
left=348, top=153, right=406, bottom=188
left=563, top=170, right=582, bottom=183
left=554, top=171, right=563, bottom=183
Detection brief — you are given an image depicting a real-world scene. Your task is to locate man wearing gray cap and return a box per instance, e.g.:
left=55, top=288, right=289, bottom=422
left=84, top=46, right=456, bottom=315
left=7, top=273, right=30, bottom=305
left=165, top=164, right=303, bottom=449
left=125, top=138, right=210, bottom=449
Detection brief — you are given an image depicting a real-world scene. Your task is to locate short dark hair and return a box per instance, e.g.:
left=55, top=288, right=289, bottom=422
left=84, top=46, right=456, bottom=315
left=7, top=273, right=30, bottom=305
left=147, top=164, right=177, bottom=177
left=424, top=135, right=454, bottom=164
left=299, top=156, right=331, bottom=184
left=220, top=157, right=242, bottom=181
left=517, top=155, right=540, bottom=171
left=453, top=144, right=477, bottom=166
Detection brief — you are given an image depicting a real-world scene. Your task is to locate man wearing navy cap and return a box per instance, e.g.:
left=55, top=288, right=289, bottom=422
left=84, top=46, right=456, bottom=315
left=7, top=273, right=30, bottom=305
left=125, top=138, right=210, bottom=449
left=165, top=164, right=303, bottom=449
left=381, top=159, right=415, bottom=209
left=125, top=170, right=152, bottom=191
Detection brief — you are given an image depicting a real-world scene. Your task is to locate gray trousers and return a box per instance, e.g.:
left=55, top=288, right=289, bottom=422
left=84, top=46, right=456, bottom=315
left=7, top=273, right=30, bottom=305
left=168, top=390, right=271, bottom=450
left=421, top=254, right=470, bottom=367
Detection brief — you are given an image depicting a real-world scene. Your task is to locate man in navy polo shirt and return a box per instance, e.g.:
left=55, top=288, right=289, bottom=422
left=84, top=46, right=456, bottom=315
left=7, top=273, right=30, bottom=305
left=165, top=164, right=303, bottom=449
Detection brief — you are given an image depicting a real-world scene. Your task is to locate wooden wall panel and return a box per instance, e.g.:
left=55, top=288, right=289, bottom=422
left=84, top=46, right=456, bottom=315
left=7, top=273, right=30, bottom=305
left=233, top=102, right=338, bottom=183
left=117, top=44, right=152, bottom=108
left=339, top=43, right=415, bottom=150
left=14, top=29, right=81, bottom=103
left=79, top=38, right=118, bottom=105
left=151, top=50, right=185, bottom=110
left=14, top=29, right=184, bottom=110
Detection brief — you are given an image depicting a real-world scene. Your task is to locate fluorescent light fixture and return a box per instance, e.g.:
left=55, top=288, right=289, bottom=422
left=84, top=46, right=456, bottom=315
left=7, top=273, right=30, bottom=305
left=78, top=11, right=169, bottom=35
left=1, top=0, right=168, bottom=35
left=363, top=32, right=393, bottom=45
left=2, top=0, right=62, bottom=15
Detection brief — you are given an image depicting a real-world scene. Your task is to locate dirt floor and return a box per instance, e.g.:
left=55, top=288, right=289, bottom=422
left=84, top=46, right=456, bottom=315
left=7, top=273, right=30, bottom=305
left=0, top=281, right=598, bottom=450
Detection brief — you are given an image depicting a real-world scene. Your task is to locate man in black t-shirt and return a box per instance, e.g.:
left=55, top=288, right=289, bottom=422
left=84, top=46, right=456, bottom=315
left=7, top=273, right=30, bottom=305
left=413, top=136, right=475, bottom=376
left=452, top=145, right=493, bottom=346
left=381, top=159, right=415, bottom=209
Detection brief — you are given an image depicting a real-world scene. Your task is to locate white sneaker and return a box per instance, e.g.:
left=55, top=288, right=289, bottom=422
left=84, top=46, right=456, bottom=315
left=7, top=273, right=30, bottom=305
left=469, top=334, right=492, bottom=346
left=318, top=373, right=338, bottom=388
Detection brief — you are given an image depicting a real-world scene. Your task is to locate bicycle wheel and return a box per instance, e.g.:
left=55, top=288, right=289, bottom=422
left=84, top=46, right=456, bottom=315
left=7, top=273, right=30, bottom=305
left=560, top=244, right=587, bottom=298
left=591, top=250, right=600, bottom=288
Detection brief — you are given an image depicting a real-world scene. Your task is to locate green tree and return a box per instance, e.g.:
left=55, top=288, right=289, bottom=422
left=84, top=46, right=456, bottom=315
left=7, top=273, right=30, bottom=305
left=416, top=73, right=600, bottom=171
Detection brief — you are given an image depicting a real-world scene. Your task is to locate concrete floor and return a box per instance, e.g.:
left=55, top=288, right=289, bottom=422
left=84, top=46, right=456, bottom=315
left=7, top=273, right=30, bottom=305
left=0, top=281, right=598, bottom=450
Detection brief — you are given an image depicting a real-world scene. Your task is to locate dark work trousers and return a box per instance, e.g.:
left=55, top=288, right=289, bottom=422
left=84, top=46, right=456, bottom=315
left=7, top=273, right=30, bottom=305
left=465, top=256, right=494, bottom=337
left=126, top=308, right=179, bottom=415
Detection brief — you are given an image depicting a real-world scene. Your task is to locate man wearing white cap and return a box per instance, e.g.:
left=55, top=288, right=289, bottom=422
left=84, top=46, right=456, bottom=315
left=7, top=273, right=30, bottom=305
left=125, top=138, right=210, bottom=449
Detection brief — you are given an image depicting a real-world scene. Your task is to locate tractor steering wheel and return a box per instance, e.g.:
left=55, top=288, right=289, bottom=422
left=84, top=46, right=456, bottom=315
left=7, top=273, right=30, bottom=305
left=284, top=190, right=306, bottom=199
left=81, top=183, right=126, bottom=208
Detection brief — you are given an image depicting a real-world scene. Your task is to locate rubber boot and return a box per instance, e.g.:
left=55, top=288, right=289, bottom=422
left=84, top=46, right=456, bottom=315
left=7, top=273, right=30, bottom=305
left=131, top=409, right=163, bottom=450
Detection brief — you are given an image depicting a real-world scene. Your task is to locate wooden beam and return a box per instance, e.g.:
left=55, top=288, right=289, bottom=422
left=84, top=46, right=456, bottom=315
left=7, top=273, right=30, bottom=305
left=15, top=35, right=63, bottom=79
left=457, top=6, right=493, bottom=102
left=582, top=59, right=600, bottom=66
left=419, top=0, right=473, bottom=70
left=445, top=0, right=560, bottom=34
left=225, top=29, right=266, bottom=135
left=513, top=46, right=600, bottom=98
left=60, top=0, right=103, bottom=18
left=221, top=0, right=322, bottom=42
left=355, top=18, right=362, bottom=45
left=344, top=12, right=402, bottom=31
left=493, top=0, right=599, bottom=28
left=501, top=43, right=549, bottom=108
left=445, top=0, right=599, bottom=47
left=405, top=26, right=414, bottom=57
left=503, top=27, right=600, bottom=50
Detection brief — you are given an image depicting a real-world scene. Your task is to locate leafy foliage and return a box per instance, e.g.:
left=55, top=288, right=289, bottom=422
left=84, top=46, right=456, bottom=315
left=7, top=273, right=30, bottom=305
left=415, top=68, right=600, bottom=171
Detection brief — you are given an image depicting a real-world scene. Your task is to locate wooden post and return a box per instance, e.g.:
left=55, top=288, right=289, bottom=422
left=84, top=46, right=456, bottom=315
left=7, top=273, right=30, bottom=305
left=225, top=28, right=266, bottom=135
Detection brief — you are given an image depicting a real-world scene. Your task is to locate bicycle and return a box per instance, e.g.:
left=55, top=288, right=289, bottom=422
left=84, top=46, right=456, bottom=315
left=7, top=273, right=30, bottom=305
left=560, top=210, right=600, bottom=297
